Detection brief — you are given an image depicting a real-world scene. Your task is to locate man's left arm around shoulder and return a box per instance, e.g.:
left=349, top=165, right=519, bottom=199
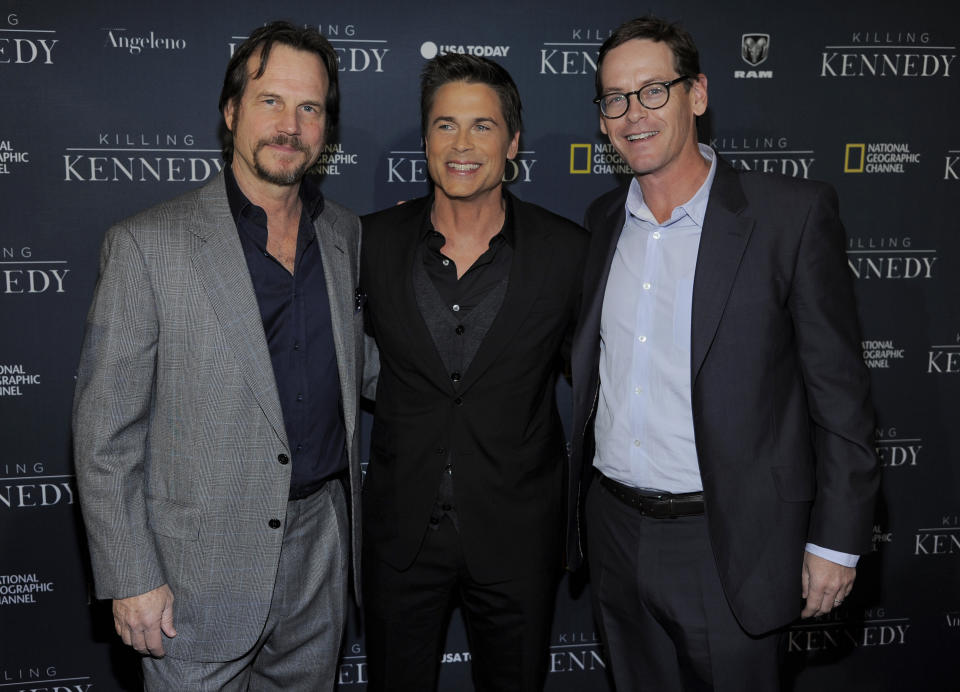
left=788, top=183, right=881, bottom=618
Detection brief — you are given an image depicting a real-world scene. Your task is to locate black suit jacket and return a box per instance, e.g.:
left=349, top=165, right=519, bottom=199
left=569, top=159, right=880, bottom=634
left=362, top=192, right=588, bottom=582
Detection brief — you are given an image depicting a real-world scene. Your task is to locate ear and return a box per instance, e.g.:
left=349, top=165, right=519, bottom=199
left=600, top=115, right=608, bottom=137
left=506, top=129, right=520, bottom=160
left=690, top=74, right=708, bottom=116
left=223, top=100, right=237, bottom=133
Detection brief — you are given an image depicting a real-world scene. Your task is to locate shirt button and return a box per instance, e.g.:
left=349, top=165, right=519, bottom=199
left=442, top=259, right=450, bottom=266
left=642, top=282, right=651, bottom=290
left=293, top=342, right=300, bottom=351
left=452, top=304, right=461, bottom=312
left=633, top=440, right=641, bottom=447
left=638, top=335, right=647, bottom=343
left=429, top=516, right=440, bottom=525
left=455, top=325, right=465, bottom=335
left=454, top=397, right=463, bottom=406
left=268, top=518, right=282, bottom=529
left=435, top=447, right=446, bottom=455
left=442, top=503, right=452, bottom=511
left=652, top=231, right=661, bottom=240
left=635, top=387, right=642, bottom=395
left=277, top=453, right=289, bottom=464
left=450, top=372, right=461, bottom=382
left=296, top=393, right=304, bottom=402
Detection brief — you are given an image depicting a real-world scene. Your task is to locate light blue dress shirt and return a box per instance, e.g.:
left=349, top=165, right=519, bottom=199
left=593, top=144, right=857, bottom=567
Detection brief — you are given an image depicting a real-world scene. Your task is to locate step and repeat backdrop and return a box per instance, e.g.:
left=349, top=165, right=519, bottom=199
left=1, top=0, right=958, bottom=689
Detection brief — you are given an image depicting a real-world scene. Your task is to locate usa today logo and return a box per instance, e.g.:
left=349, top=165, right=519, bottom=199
left=420, top=41, right=510, bottom=59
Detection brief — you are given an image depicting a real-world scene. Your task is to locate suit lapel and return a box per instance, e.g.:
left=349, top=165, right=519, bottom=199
left=314, top=204, right=359, bottom=442
left=691, top=161, right=754, bottom=383
left=458, top=195, right=547, bottom=394
left=190, top=174, right=288, bottom=447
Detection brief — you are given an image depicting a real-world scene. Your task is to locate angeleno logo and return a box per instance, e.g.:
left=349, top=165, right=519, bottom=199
left=103, top=27, right=187, bottom=55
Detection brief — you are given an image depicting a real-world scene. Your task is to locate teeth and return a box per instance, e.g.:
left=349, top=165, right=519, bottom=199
left=627, top=132, right=658, bottom=141
left=448, top=162, right=480, bottom=171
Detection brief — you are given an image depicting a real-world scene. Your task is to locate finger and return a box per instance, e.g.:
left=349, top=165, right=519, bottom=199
left=129, top=627, right=149, bottom=655
left=801, top=565, right=810, bottom=599
left=143, top=624, right=166, bottom=658
left=160, top=599, right=177, bottom=638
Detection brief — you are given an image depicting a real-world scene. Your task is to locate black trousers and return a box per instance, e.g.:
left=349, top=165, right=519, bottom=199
left=586, top=479, right=782, bottom=692
left=363, top=516, right=560, bottom=692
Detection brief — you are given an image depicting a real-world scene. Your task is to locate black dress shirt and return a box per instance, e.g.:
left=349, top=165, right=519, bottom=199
left=225, top=168, right=347, bottom=499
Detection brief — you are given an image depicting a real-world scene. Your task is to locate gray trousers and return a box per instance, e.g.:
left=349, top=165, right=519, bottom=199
left=142, top=480, right=349, bottom=691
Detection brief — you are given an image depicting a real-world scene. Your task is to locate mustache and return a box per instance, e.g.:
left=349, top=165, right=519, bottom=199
left=259, top=134, right=309, bottom=153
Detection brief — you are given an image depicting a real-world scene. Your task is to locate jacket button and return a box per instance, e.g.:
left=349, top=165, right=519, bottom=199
left=268, top=518, right=282, bottom=529
left=450, top=372, right=461, bottom=382
left=277, top=453, right=289, bottom=464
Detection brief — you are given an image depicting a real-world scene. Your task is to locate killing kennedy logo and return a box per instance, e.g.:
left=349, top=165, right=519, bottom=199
left=386, top=145, right=536, bottom=184
left=945, top=148, right=960, bottom=180
left=539, top=27, right=611, bottom=75
left=63, top=132, right=223, bottom=183
left=874, top=426, right=922, bottom=468
left=786, top=607, right=910, bottom=652
left=230, top=24, right=389, bottom=73
left=420, top=40, right=510, bottom=60
left=102, top=26, right=187, bottom=55
left=0, top=137, right=30, bottom=174
left=549, top=631, right=605, bottom=673
left=0, top=462, right=75, bottom=510
left=712, top=135, right=814, bottom=178
left=735, top=33, right=773, bottom=79
left=844, top=142, right=921, bottom=174
left=0, top=13, right=58, bottom=65
left=846, top=235, right=937, bottom=280
left=820, top=31, right=956, bottom=78
left=337, top=643, right=367, bottom=685
left=1, top=246, right=69, bottom=296
left=0, top=665, right=94, bottom=691
left=914, top=514, right=960, bottom=556
left=927, top=332, right=960, bottom=374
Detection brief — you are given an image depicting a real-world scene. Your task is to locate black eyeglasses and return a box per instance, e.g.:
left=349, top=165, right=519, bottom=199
left=594, top=76, right=692, bottom=118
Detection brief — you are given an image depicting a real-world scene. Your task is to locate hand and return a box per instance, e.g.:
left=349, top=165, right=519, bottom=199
left=112, top=584, right=177, bottom=657
left=800, top=551, right=855, bottom=618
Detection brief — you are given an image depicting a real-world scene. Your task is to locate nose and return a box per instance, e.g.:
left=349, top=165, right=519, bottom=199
left=277, top=106, right=300, bottom=135
left=453, top=127, right=473, bottom=151
left=624, top=92, right=648, bottom=122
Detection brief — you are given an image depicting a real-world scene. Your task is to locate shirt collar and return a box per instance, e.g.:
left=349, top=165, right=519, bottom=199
left=625, top=143, right=718, bottom=228
left=224, top=165, right=326, bottom=226
left=419, top=191, right=516, bottom=248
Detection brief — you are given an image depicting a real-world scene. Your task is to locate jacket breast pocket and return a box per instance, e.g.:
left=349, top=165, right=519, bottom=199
left=146, top=496, right=201, bottom=541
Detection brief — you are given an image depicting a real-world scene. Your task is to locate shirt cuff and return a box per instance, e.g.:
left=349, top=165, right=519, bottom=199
left=805, top=543, right=859, bottom=567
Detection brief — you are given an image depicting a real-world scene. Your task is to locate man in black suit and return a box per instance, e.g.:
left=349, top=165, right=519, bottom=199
left=360, top=54, right=588, bottom=692
left=568, top=17, right=880, bottom=691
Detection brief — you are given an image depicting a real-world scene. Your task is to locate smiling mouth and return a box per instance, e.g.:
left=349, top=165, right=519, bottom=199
left=447, top=162, right=480, bottom=171
left=626, top=131, right=659, bottom=141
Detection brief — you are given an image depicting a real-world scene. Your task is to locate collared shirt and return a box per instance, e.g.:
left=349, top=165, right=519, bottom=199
left=225, top=168, right=346, bottom=499
left=592, top=144, right=857, bottom=567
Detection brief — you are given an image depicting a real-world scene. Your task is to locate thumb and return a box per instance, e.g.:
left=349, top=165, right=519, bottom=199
left=800, top=560, right=810, bottom=599
left=160, top=598, right=177, bottom=638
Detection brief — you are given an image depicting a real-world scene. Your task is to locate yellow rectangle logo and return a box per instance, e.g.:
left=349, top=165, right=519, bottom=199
left=844, top=143, right=865, bottom=173
left=570, top=143, right=592, bottom=174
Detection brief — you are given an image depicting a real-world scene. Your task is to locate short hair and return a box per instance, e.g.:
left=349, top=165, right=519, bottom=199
left=420, top=53, right=522, bottom=139
left=596, top=16, right=701, bottom=99
left=218, top=21, right=340, bottom=162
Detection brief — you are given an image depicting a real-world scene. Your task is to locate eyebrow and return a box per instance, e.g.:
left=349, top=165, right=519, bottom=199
left=431, top=116, right=499, bottom=126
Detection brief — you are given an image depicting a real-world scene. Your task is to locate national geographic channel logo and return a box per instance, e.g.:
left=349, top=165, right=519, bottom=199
left=385, top=148, right=536, bottom=184
left=846, top=235, right=936, bottom=280
left=914, top=514, right=960, bottom=556
left=872, top=523, right=893, bottom=552
left=63, top=132, right=223, bottom=183
left=314, top=143, right=358, bottom=176
left=1, top=246, right=69, bottom=296
left=820, top=32, right=955, bottom=78
left=711, top=135, right=814, bottom=178
left=0, top=14, right=58, bottom=65
left=102, top=26, right=187, bottom=55
left=861, top=339, right=906, bottom=370
left=569, top=143, right=631, bottom=175
left=844, top=142, right=920, bottom=174
left=0, top=137, right=30, bottom=174
left=927, top=334, right=960, bottom=374
left=420, top=41, right=510, bottom=59
left=230, top=25, right=389, bottom=73
left=786, top=609, right=910, bottom=652
left=0, top=573, right=54, bottom=606
left=0, top=363, right=41, bottom=397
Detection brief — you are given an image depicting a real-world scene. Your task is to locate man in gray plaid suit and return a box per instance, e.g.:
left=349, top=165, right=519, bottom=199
left=73, top=22, right=363, bottom=691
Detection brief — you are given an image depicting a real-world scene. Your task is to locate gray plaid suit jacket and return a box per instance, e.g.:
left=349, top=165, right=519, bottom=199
left=73, top=172, right=363, bottom=661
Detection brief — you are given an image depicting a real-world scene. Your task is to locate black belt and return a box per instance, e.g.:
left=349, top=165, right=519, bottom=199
left=598, top=472, right=704, bottom=518
left=289, top=469, right=347, bottom=501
